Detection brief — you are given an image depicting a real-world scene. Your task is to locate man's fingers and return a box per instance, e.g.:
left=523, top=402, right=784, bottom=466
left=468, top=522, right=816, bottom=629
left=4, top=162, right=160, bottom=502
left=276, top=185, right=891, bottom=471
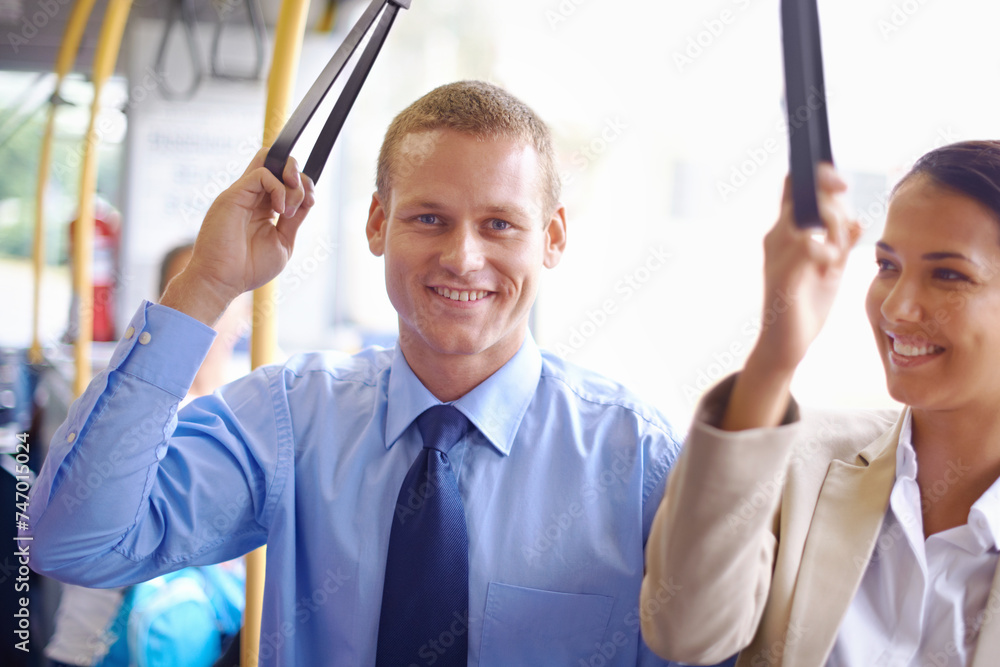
left=259, top=157, right=308, bottom=219
left=238, top=152, right=308, bottom=218
left=243, top=146, right=270, bottom=177
left=282, top=155, right=303, bottom=190
left=260, top=170, right=288, bottom=217
left=274, top=175, right=315, bottom=254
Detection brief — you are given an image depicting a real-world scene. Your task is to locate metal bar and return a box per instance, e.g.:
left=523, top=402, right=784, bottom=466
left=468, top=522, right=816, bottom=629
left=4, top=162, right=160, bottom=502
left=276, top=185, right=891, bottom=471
left=72, top=0, right=134, bottom=398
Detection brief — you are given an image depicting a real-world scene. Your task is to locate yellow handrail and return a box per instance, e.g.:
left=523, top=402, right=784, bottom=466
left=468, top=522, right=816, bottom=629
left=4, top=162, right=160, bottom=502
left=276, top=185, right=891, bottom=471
left=71, top=0, right=134, bottom=398
left=30, top=0, right=100, bottom=366
left=243, top=0, right=311, bottom=664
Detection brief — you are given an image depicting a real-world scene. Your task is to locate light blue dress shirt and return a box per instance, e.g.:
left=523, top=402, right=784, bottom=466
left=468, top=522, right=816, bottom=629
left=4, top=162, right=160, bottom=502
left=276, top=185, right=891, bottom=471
left=28, top=301, right=694, bottom=666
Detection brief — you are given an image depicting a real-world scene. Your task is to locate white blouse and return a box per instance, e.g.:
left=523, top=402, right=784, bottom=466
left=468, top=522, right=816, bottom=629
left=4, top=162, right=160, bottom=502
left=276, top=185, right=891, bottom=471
left=829, top=411, right=1000, bottom=666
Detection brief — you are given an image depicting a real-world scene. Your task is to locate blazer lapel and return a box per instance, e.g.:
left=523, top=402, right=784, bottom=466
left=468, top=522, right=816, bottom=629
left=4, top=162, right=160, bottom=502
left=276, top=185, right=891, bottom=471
left=971, top=559, right=1000, bottom=667
left=781, top=416, right=904, bottom=666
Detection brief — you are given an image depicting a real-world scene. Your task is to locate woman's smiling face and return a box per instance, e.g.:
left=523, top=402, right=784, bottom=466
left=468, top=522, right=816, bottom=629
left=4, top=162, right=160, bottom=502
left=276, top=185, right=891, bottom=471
left=866, top=173, right=1000, bottom=414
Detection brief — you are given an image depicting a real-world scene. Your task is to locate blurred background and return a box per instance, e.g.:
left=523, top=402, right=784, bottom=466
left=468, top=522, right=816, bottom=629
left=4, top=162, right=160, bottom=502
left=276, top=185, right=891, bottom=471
left=3, top=0, right=999, bottom=434
left=3, top=0, right=1000, bottom=662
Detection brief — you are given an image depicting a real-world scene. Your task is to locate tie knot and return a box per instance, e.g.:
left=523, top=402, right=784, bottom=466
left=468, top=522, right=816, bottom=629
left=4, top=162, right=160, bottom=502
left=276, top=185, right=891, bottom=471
left=416, top=405, right=470, bottom=454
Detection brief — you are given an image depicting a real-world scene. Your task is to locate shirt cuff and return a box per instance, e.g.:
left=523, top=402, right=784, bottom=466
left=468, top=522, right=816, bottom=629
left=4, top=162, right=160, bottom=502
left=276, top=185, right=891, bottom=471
left=111, top=301, right=217, bottom=398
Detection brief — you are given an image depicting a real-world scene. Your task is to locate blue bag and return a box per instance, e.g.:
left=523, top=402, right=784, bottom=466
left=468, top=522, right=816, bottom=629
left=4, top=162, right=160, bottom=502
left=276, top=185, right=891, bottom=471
left=97, top=564, right=244, bottom=667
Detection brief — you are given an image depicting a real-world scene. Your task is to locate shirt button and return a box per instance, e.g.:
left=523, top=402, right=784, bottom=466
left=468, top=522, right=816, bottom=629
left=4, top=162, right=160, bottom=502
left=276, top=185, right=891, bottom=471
left=138, top=332, right=152, bottom=345
left=67, top=432, right=76, bottom=443
left=124, top=326, right=135, bottom=340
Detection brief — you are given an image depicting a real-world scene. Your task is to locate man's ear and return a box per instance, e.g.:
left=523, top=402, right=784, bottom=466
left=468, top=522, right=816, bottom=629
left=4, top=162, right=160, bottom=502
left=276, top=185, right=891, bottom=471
left=366, top=193, right=388, bottom=257
left=542, top=205, right=567, bottom=269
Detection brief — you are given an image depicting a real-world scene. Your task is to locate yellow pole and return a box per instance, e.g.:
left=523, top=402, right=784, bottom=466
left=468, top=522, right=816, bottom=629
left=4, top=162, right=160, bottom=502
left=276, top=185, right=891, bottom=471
left=30, top=0, right=100, bottom=365
left=317, top=0, right=338, bottom=33
left=71, top=0, right=133, bottom=398
left=243, top=1, right=311, bottom=664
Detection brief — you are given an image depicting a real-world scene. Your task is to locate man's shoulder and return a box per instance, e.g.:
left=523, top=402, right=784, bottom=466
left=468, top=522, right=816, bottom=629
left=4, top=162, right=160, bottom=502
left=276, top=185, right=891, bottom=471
left=278, top=345, right=395, bottom=388
left=537, top=349, right=677, bottom=437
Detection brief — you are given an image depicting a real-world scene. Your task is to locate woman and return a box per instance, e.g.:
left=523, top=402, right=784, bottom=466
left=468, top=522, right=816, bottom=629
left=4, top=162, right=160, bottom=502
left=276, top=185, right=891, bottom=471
left=641, top=141, right=1000, bottom=667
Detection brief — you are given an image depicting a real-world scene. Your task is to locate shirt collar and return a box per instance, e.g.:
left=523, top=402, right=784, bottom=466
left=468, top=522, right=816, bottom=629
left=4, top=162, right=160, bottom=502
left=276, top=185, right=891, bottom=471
left=894, top=409, right=918, bottom=483
left=384, top=334, right=542, bottom=456
left=970, top=478, right=1000, bottom=552
left=895, top=409, right=1000, bottom=553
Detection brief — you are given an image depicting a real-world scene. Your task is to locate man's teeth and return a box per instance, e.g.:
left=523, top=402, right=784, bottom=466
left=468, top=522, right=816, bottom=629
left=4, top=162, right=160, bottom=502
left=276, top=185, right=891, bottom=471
left=434, top=287, right=489, bottom=302
left=892, top=338, right=943, bottom=357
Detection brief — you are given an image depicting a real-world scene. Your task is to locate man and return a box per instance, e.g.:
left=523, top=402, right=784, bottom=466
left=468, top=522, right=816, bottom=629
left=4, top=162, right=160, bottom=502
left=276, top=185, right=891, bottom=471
left=28, top=81, right=697, bottom=666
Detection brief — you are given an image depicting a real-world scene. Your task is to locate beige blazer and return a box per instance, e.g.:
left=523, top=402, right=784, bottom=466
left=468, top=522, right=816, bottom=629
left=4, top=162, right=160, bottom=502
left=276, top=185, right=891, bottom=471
left=641, top=375, right=1000, bottom=666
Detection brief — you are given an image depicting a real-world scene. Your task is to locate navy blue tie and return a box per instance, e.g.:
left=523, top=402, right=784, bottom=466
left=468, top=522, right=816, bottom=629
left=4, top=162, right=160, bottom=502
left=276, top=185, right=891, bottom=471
left=376, top=405, right=471, bottom=667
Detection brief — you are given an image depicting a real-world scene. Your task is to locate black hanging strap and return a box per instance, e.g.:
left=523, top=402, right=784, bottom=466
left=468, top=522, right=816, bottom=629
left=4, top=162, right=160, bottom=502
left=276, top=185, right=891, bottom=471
left=265, top=0, right=412, bottom=184
left=210, top=0, right=269, bottom=82
left=154, top=0, right=205, bottom=101
left=781, top=0, right=832, bottom=229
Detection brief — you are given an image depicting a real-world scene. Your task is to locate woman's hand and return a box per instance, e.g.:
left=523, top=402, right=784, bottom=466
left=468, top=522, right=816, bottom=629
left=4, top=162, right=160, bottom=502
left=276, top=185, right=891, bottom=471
left=161, top=148, right=316, bottom=326
left=722, top=164, right=862, bottom=431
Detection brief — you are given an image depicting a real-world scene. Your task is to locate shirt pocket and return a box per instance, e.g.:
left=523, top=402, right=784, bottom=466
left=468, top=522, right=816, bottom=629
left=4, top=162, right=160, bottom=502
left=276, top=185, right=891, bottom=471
left=479, top=582, right=615, bottom=666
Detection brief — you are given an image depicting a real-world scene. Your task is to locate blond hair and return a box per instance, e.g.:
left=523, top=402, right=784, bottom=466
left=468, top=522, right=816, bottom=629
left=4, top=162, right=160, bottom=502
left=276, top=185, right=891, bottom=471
left=376, top=80, right=561, bottom=215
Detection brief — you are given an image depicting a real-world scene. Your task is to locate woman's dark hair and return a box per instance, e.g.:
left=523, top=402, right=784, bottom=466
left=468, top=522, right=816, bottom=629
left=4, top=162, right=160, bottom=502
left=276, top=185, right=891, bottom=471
left=894, top=140, right=1000, bottom=222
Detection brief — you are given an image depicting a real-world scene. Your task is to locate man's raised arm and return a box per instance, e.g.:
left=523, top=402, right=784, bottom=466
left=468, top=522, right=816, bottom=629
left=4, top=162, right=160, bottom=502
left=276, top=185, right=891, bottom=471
left=24, top=151, right=315, bottom=586
left=161, top=150, right=314, bottom=326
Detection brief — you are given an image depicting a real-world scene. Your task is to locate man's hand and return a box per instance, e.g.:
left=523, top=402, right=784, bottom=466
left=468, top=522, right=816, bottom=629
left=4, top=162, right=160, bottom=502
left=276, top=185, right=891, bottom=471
left=721, top=164, right=862, bottom=431
left=161, top=149, right=316, bottom=326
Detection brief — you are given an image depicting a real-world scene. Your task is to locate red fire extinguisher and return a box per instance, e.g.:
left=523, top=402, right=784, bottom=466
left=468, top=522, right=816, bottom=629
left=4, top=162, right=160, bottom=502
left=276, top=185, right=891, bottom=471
left=68, top=200, right=121, bottom=342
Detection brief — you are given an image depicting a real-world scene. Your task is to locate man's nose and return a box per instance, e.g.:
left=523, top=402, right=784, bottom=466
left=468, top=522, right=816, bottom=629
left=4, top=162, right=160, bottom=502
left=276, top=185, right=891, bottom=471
left=439, top=224, right=486, bottom=275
